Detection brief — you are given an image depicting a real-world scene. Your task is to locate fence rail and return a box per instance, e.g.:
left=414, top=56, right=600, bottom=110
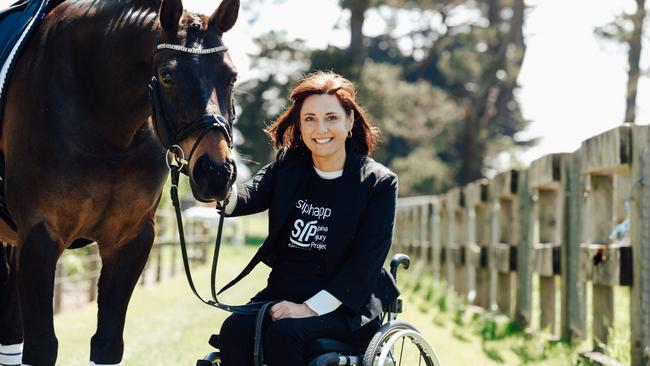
left=393, top=124, right=650, bottom=366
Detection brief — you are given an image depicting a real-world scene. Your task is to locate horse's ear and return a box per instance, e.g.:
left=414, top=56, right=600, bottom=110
left=210, top=0, right=239, bottom=34
left=159, top=0, right=183, bottom=32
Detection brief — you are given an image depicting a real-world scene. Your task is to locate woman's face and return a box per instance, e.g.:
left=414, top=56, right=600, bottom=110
left=299, top=94, right=353, bottom=165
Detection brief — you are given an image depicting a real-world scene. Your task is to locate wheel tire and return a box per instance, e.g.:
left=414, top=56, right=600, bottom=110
left=362, top=320, right=440, bottom=366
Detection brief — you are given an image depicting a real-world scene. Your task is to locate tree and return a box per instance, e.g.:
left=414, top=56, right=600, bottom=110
left=357, top=62, right=461, bottom=194
left=459, top=0, right=526, bottom=184
left=234, top=31, right=311, bottom=166
left=236, top=0, right=536, bottom=194
left=595, top=0, right=647, bottom=123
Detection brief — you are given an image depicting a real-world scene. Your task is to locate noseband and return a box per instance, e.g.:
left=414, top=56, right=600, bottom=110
left=148, top=43, right=235, bottom=174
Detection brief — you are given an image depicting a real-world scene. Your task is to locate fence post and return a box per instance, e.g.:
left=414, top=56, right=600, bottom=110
left=630, top=126, right=649, bottom=365
left=88, top=244, right=99, bottom=302
left=576, top=125, right=648, bottom=365
left=466, top=180, right=490, bottom=307
left=430, top=198, right=442, bottom=281
left=642, top=138, right=650, bottom=366
left=440, top=197, right=450, bottom=289
left=527, top=154, right=570, bottom=335
left=465, top=185, right=477, bottom=303
left=53, top=260, right=63, bottom=314
left=155, top=242, right=163, bottom=283
left=491, top=170, right=519, bottom=316
left=399, top=209, right=406, bottom=253
left=455, top=189, right=468, bottom=298
left=515, top=169, right=532, bottom=329
left=563, top=152, right=587, bottom=341
left=489, top=182, right=501, bottom=313
left=407, top=206, right=415, bottom=257
left=393, top=209, right=401, bottom=253
left=445, top=189, right=460, bottom=293
left=420, top=203, right=430, bottom=265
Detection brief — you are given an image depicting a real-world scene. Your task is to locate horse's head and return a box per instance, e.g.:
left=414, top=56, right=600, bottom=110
left=150, top=0, right=239, bottom=203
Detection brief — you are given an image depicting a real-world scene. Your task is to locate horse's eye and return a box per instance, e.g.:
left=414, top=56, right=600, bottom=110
left=230, top=77, right=237, bottom=86
left=160, top=71, right=174, bottom=86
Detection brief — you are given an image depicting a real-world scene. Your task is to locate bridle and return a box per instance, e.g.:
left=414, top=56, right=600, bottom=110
left=148, top=43, right=235, bottom=176
left=148, top=38, right=273, bottom=363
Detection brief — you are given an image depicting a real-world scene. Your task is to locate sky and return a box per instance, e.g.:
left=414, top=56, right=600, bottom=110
left=1, top=0, right=647, bottom=165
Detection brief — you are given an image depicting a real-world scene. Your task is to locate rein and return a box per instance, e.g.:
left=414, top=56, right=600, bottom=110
left=153, top=40, right=273, bottom=365
left=168, top=165, right=271, bottom=316
left=169, top=166, right=273, bottom=366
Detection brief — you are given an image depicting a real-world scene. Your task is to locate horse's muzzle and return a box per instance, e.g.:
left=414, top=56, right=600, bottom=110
left=190, top=154, right=236, bottom=203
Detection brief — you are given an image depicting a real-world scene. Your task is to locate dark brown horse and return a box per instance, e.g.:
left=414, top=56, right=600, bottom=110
left=0, top=0, right=239, bottom=364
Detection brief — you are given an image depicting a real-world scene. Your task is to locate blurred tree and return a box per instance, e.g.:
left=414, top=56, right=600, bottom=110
left=453, top=0, right=532, bottom=184
left=234, top=31, right=310, bottom=166
left=595, top=0, right=646, bottom=123
left=339, top=0, right=372, bottom=77
left=236, top=0, right=536, bottom=195
left=357, top=62, right=461, bottom=194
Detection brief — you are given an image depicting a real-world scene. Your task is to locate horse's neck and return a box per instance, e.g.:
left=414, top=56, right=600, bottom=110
left=44, top=0, right=159, bottom=149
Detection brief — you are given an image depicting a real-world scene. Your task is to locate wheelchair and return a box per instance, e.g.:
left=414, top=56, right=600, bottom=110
left=196, top=253, right=441, bottom=366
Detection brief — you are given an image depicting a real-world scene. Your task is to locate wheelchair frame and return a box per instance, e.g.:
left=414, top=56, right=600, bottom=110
left=196, top=253, right=441, bottom=366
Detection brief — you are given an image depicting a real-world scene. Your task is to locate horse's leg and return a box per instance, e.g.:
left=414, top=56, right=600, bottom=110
left=17, top=223, right=63, bottom=366
left=90, top=219, right=155, bottom=365
left=0, top=243, right=24, bottom=365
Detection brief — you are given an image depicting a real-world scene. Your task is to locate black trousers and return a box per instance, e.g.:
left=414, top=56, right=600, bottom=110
left=219, top=309, right=379, bottom=366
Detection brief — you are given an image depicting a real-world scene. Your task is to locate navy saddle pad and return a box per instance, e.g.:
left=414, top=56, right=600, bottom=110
left=0, top=0, right=51, bottom=118
left=0, top=0, right=52, bottom=231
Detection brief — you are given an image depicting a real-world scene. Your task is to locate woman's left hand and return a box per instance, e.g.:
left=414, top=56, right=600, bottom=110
left=269, top=301, right=317, bottom=321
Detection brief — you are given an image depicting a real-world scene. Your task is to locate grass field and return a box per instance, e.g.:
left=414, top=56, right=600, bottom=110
left=54, top=245, right=269, bottom=365
left=53, top=241, right=623, bottom=365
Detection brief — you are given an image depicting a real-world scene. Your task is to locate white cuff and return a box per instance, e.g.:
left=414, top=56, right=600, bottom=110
left=304, top=290, right=342, bottom=316
left=224, top=184, right=237, bottom=215
left=0, top=343, right=22, bottom=365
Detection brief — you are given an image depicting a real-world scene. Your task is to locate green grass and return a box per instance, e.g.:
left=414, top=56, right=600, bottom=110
left=399, top=267, right=581, bottom=366
left=398, top=266, right=634, bottom=366
left=54, top=237, right=630, bottom=365
left=55, top=245, right=269, bottom=365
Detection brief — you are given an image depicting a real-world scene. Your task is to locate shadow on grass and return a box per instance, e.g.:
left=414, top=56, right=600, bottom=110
left=451, top=328, right=471, bottom=343
left=482, top=342, right=505, bottom=363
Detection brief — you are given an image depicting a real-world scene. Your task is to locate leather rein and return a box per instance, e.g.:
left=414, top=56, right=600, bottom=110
left=148, top=41, right=271, bottom=318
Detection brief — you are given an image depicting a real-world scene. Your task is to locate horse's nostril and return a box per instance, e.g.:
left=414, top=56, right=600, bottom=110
left=198, top=155, right=213, bottom=172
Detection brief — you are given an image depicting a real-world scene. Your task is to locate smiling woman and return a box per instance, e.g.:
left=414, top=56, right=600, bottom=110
left=266, top=71, right=380, bottom=168
left=215, top=71, right=398, bottom=366
left=299, top=94, right=352, bottom=171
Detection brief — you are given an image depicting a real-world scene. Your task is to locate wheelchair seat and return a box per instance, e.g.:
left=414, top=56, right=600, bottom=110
left=306, top=338, right=366, bottom=357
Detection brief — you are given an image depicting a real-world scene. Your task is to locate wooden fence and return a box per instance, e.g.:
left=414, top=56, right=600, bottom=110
left=52, top=209, right=226, bottom=314
left=393, top=124, right=650, bottom=366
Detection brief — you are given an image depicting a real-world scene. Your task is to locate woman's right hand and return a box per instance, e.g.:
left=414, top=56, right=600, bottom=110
left=269, top=301, right=317, bottom=320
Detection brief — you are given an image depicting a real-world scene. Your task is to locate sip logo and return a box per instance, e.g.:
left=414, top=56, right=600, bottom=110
left=290, top=219, right=318, bottom=248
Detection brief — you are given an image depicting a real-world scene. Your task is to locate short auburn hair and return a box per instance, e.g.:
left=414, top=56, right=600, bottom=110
left=265, top=71, right=380, bottom=155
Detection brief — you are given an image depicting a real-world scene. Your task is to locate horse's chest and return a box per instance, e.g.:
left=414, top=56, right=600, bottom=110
left=42, top=158, right=168, bottom=243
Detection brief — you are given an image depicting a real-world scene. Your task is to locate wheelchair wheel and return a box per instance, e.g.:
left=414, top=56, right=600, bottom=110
left=362, top=321, right=441, bottom=366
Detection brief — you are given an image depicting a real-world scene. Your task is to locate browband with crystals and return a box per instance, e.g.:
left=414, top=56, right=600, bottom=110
left=156, top=44, right=228, bottom=54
